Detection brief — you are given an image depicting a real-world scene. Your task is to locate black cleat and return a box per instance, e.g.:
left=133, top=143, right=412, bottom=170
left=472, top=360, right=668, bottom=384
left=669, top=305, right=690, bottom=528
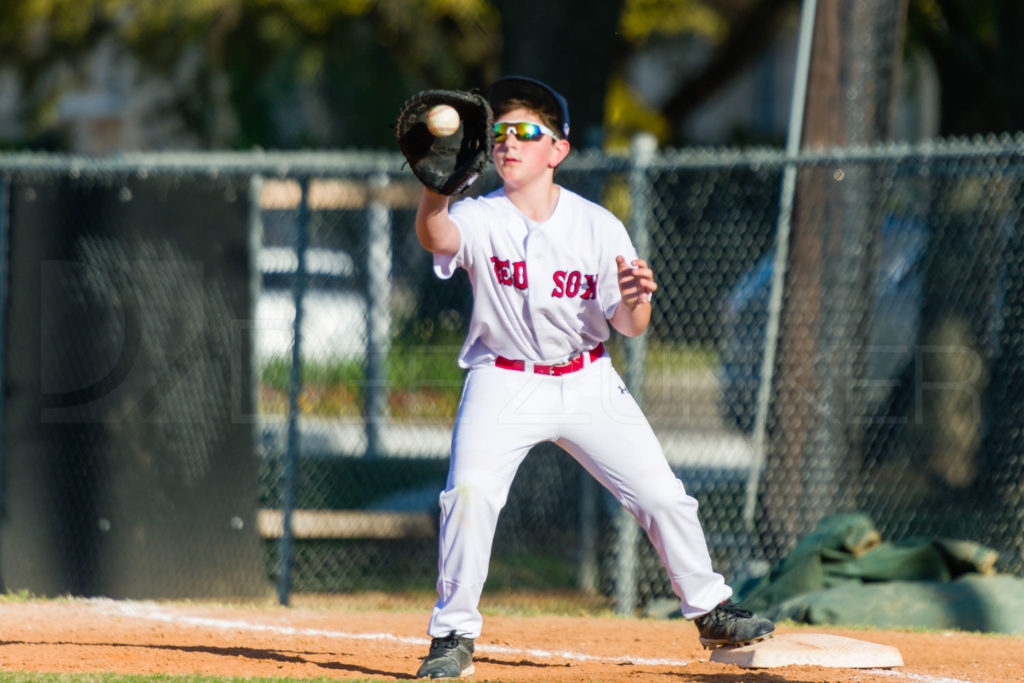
left=416, top=632, right=475, bottom=679
left=694, top=600, right=775, bottom=648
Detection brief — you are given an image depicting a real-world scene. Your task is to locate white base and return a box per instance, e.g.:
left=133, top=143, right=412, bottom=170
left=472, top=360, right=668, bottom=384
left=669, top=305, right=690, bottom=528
left=709, top=633, right=904, bottom=669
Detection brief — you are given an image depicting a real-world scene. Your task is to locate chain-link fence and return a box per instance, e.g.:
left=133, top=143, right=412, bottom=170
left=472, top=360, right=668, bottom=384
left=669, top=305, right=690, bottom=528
left=2, top=137, right=1022, bottom=611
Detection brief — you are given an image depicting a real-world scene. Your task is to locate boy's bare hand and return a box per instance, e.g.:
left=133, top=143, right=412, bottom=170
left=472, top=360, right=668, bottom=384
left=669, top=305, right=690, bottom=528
left=616, top=256, right=657, bottom=308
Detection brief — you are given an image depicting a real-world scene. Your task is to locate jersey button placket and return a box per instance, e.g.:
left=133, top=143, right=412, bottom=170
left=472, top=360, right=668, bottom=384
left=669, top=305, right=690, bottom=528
left=522, top=229, right=549, bottom=353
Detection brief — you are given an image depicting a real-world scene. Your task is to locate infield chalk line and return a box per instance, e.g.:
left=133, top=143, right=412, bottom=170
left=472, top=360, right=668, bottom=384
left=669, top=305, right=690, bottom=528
left=93, top=599, right=980, bottom=683
left=866, top=671, right=984, bottom=683
left=96, top=599, right=689, bottom=668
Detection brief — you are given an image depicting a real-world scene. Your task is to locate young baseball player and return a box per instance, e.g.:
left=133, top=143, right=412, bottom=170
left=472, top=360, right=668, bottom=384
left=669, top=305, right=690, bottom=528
left=412, top=76, right=774, bottom=680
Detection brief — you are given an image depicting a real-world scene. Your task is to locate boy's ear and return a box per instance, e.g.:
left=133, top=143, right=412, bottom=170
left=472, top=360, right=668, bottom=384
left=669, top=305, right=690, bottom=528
left=549, top=138, right=571, bottom=168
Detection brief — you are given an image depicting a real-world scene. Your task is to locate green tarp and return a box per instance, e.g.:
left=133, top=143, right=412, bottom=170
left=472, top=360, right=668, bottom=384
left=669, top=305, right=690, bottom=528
left=734, top=513, right=1024, bottom=634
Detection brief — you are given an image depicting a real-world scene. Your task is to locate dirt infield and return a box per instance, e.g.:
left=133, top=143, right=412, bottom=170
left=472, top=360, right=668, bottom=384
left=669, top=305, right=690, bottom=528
left=0, top=594, right=1022, bottom=682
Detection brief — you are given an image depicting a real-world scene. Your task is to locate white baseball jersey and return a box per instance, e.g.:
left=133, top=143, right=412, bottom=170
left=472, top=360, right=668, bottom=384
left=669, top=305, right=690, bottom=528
left=434, top=186, right=638, bottom=367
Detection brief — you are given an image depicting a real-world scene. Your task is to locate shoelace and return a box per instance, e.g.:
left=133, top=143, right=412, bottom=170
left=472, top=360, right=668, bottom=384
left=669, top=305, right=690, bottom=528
left=716, top=602, right=753, bottom=618
left=429, top=634, right=462, bottom=655
left=699, top=601, right=754, bottom=624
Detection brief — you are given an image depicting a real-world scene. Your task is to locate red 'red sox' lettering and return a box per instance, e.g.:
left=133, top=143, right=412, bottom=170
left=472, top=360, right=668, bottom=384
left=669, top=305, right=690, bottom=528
left=552, top=271, right=598, bottom=300
left=490, top=257, right=528, bottom=289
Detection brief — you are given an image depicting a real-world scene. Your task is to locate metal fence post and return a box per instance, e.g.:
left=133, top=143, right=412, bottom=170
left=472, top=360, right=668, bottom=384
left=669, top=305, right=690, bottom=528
left=625, top=133, right=657, bottom=406
left=744, top=0, right=817, bottom=530
left=278, top=176, right=311, bottom=606
left=578, top=157, right=607, bottom=595
left=613, top=133, right=657, bottom=615
left=0, top=174, right=9, bottom=567
left=365, top=172, right=392, bottom=457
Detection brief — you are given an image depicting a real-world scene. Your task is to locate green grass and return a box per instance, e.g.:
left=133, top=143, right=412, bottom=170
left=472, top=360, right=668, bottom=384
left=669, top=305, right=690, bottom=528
left=258, top=342, right=466, bottom=418
left=258, top=340, right=466, bottom=396
left=258, top=340, right=717, bottom=418
left=604, top=338, right=718, bottom=372
left=0, top=588, right=40, bottom=603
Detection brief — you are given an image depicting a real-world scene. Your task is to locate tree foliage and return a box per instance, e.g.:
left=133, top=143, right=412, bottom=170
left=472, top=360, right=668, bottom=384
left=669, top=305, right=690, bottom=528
left=906, top=0, right=1024, bottom=136
left=1, top=0, right=1022, bottom=150
left=0, top=0, right=500, bottom=149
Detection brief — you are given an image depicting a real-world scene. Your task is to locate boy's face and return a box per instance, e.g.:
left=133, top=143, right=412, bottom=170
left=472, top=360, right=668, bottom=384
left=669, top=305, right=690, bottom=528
left=492, top=107, right=570, bottom=189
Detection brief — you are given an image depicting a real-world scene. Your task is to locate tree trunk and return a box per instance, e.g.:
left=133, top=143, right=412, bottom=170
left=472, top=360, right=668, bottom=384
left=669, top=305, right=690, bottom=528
left=493, top=0, right=624, bottom=147
left=761, top=0, right=908, bottom=561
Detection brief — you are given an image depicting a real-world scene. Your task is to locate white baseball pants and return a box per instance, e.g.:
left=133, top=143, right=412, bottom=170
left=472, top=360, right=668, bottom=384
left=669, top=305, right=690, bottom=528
left=426, top=355, right=733, bottom=639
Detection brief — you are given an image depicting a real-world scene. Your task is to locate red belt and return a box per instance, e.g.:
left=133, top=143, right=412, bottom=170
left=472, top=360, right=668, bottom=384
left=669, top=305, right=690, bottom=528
left=495, top=343, right=605, bottom=377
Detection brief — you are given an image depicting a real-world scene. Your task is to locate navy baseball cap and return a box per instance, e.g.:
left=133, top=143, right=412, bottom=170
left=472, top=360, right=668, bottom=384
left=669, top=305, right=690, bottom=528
left=489, top=76, right=571, bottom=139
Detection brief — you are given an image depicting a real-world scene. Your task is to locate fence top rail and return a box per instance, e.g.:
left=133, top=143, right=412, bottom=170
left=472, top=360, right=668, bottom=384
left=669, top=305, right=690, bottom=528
left=647, top=135, right=1024, bottom=169
left=0, top=150, right=408, bottom=177
left=0, top=133, right=1021, bottom=176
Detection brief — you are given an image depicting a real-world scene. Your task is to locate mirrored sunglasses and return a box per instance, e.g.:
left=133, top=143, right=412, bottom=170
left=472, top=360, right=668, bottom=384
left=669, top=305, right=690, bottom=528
left=493, top=121, right=559, bottom=143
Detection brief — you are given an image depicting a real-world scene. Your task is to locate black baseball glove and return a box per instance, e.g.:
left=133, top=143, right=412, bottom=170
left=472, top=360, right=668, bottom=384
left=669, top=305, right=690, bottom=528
left=395, top=89, right=494, bottom=196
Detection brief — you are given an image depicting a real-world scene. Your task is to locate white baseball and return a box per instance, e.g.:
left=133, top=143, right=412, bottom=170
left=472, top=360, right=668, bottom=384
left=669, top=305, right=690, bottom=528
left=426, top=104, right=460, bottom=137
